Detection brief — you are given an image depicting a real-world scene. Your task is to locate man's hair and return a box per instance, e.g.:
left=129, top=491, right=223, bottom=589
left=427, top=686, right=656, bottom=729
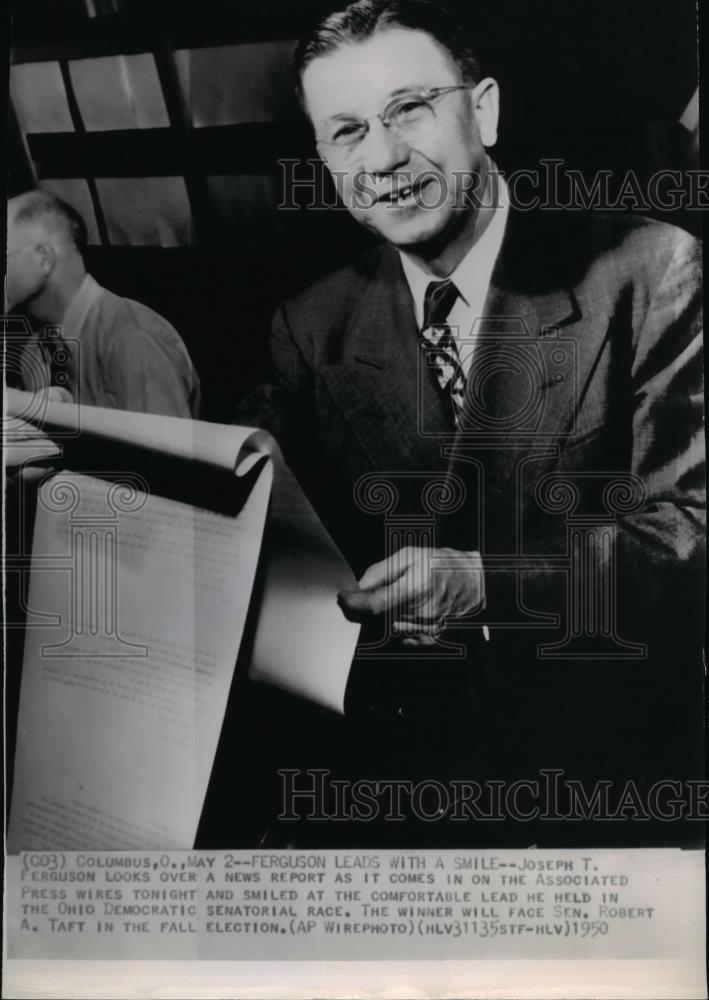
left=12, top=190, right=88, bottom=258
left=294, top=0, right=481, bottom=111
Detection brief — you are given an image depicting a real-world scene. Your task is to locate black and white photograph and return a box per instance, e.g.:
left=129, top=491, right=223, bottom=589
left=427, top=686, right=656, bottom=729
left=2, top=0, right=706, bottom=996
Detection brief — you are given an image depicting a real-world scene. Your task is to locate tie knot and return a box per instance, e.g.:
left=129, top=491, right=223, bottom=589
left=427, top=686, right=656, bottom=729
left=423, top=279, right=459, bottom=329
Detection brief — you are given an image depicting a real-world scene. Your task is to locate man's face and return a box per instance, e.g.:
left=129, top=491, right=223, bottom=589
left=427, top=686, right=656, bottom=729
left=301, top=27, right=498, bottom=253
left=5, top=214, right=48, bottom=311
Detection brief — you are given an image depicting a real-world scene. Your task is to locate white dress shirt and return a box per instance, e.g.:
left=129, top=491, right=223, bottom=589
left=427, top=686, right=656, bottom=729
left=399, top=174, right=508, bottom=637
left=399, top=175, right=509, bottom=377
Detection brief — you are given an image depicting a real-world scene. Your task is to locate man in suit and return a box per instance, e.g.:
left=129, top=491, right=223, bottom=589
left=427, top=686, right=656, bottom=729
left=6, top=190, right=201, bottom=417
left=228, top=0, right=703, bottom=848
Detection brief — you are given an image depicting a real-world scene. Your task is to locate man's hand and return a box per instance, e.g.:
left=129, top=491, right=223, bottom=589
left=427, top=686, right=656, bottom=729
left=3, top=387, right=67, bottom=480
left=338, top=546, right=485, bottom=645
left=3, top=417, right=61, bottom=482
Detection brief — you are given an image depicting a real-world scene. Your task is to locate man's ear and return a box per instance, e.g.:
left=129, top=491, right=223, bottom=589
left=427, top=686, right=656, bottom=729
left=33, top=242, right=56, bottom=277
left=472, top=77, right=500, bottom=148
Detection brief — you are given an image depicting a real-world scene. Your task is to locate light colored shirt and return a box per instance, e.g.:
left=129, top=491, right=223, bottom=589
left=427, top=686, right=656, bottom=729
left=20, top=274, right=200, bottom=418
left=399, top=174, right=509, bottom=376
left=399, top=175, right=507, bottom=632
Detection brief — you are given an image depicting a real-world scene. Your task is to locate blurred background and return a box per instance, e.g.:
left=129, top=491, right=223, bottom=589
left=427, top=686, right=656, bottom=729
left=5, top=0, right=702, bottom=420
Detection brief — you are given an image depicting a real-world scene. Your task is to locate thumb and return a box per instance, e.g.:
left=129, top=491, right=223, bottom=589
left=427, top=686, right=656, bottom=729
left=338, top=586, right=391, bottom=621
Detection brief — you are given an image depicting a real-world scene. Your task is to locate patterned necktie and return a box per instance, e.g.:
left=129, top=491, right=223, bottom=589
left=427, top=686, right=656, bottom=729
left=421, top=279, right=465, bottom=425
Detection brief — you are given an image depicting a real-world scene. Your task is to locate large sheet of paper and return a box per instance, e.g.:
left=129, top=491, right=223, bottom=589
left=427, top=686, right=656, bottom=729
left=6, top=395, right=361, bottom=850
left=4, top=388, right=263, bottom=470
left=5, top=391, right=360, bottom=713
left=7, top=464, right=272, bottom=851
left=248, top=444, right=362, bottom=711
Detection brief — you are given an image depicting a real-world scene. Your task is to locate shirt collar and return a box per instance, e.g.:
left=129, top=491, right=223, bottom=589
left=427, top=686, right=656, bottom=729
left=399, top=173, right=509, bottom=327
left=61, top=273, right=103, bottom=342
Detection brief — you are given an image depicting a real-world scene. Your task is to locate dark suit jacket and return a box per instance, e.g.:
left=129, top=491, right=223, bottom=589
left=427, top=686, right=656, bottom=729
left=236, top=208, right=704, bottom=787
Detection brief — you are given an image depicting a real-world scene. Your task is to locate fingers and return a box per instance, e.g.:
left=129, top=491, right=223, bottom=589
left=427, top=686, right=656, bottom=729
left=339, top=548, right=424, bottom=621
left=337, top=588, right=370, bottom=621
left=4, top=417, right=48, bottom=440
left=392, top=618, right=442, bottom=634
left=401, top=634, right=440, bottom=647
left=3, top=441, right=60, bottom=468
left=46, top=387, right=73, bottom=404
left=357, top=547, right=414, bottom=590
left=338, top=547, right=484, bottom=629
left=394, top=620, right=442, bottom=646
left=3, top=388, right=34, bottom=417
left=19, top=464, right=55, bottom=484
left=338, top=577, right=411, bottom=621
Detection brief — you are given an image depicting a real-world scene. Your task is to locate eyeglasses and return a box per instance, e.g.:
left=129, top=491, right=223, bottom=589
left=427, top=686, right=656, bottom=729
left=316, top=85, right=476, bottom=162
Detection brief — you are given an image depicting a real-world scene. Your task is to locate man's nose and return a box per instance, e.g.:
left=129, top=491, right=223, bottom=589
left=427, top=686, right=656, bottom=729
left=359, top=119, right=411, bottom=175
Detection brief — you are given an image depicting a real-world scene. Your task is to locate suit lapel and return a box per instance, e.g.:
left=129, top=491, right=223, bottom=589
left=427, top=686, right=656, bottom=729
left=318, top=211, right=611, bottom=496
left=320, top=246, right=451, bottom=471
left=447, top=209, right=608, bottom=494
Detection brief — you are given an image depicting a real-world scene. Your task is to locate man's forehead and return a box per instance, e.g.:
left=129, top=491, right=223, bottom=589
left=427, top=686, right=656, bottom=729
left=6, top=209, right=27, bottom=246
left=302, top=27, right=459, bottom=122
left=7, top=211, right=34, bottom=241
left=8, top=193, right=34, bottom=225
left=6, top=213, right=50, bottom=255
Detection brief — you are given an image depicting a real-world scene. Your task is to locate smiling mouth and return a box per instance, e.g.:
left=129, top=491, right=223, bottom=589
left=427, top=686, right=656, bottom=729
left=377, top=177, right=434, bottom=207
